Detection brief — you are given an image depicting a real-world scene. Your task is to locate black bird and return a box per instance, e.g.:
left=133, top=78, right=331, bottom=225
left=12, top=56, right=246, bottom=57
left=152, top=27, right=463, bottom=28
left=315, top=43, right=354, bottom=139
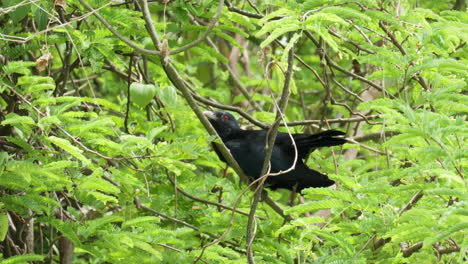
left=204, top=110, right=347, bottom=192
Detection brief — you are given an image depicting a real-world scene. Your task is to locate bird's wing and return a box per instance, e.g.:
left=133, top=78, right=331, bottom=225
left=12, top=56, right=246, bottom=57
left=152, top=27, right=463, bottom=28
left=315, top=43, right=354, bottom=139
left=223, top=131, right=296, bottom=175
left=222, top=131, right=267, bottom=177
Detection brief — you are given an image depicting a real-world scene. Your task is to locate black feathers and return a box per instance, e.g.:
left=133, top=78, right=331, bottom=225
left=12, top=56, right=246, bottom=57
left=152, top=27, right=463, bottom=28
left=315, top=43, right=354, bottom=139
left=204, top=110, right=347, bottom=192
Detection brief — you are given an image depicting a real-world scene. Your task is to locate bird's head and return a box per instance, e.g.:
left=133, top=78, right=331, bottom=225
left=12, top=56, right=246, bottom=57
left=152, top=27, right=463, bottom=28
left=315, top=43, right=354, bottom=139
left=203, top=110, right=240, bottom=138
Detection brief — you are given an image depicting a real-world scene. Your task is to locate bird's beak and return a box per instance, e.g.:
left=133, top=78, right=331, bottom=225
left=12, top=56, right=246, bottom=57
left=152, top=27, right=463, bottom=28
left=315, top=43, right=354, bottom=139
left=203, top=111, right=216, bottom=120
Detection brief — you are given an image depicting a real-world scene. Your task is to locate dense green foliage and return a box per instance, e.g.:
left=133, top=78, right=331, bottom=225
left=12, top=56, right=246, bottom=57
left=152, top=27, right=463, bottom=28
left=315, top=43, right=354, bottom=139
left=0, top=0, right=466, bottom=263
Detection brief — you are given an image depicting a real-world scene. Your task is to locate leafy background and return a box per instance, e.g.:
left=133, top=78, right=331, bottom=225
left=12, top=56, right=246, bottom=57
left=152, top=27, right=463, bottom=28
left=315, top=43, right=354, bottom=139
left=0, top=0, right=466, bottom=263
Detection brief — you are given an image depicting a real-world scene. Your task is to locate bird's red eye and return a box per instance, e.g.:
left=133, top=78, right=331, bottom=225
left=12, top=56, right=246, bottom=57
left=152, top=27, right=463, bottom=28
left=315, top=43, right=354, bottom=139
left=222, top=115, right=229, bottom=121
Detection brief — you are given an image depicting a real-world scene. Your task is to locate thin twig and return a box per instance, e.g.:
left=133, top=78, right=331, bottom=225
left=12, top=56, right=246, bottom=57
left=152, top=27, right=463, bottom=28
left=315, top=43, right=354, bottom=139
left=287, top=115, right=380, bottom=126
left=124, top=55, right=134, bottom=133
left=303, top=31, right=390, bottom=97
left=135, top=198, right=242, bottom=250
left=273, top=39, right=328, bottom=92
left=352, top=131, right=398, bottom=142
left=166, top=173, right=266, bottom=219
left=328, top=29, right=376, bottom=54
left=201, top=32, right=263, bottom=111
left=225, top=1, right=263, bottom=19
left=192, top=91, right=379, bottom=127
left=190, top=92, right=268, bottom=128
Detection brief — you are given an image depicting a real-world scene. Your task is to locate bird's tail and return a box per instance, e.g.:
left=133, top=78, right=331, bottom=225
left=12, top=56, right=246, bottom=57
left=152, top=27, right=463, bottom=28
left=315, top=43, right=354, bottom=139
left=296, top=130, right=347, bottom=149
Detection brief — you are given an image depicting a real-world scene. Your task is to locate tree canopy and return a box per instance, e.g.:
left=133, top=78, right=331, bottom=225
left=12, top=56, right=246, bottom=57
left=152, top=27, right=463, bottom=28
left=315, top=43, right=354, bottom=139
left=0, top=0, right=466, bottom=263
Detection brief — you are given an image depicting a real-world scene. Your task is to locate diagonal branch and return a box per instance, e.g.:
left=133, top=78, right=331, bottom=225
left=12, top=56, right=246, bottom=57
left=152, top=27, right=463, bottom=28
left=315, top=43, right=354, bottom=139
left=378, top=21, right=430, bottom=91
left=303, top=30, right=391, bottom=97
left=398, top=190, right=423, bottom=216
left=246, top=39, right=295, bottom=264
left=137, top=0, right=249, bottom=182
left=160, top=60, right=249, bottom=182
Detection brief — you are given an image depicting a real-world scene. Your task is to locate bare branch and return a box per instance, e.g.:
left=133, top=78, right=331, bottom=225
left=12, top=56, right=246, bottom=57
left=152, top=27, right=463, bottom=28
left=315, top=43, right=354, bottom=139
left=401, top=241, right=423, bottom=257
left=399, top=190, right=423, bottom=216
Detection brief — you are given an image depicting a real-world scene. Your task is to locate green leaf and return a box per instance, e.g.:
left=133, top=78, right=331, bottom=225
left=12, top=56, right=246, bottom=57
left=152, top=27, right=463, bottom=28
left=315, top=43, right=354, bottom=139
left=275, top=216, right=324, bottom=236
left=260, top=23, right=300, bottom=48
left=281, top=32, right=302, bottom=65
left=429, top=222, right=468, bottom=245
left=302, top=187, right=354, bottom=202
left=321, top=6, right=371, bottom=22
left=6, top=0, right=30, bottom=24
left=214, top=30, right=242, bottom=49
left=81, top=215, right=123, bottom=238
left=5, top=137, right=35, bottom=153
left=1, top=113, right=35, bottom=127
left=225, top=12, right=256, bottom=30
left=122, top=216, right=160, bottom=229
left=2, top=61, right=36, bottom=75
left=34, top=7, right=48, bottom=31
left=253, top=111, right=276, bottom=123
left=258, top=9, right=295, bottom=25
left=158, top=85, right=178, bottom=107
left=1, top=254, right=44, bottom=264
left=0, top=152, right=8, bottom=175
left=1, top=194, right=59, bottom=214
left=285, top=199, right=343, bottom=216
left=0, top=160, right=33, bottom=189
left=0, top=212, right=8, bottom=242
left=40, top=217, right=81, bottom=246
left=38, top=116, right=61, bottom=130
left=17, top=76, right=55, bottom=94
left=311, top=229, right=355, bottom=256
left=130, top=83, right=157, bottom=108
left=79, top=176, right=121, bottom=195
left=133, top=240, right=163, bottom=260
left=86, top=191, right=118, bottom=203
left=47, top=136, right=91, bottom=165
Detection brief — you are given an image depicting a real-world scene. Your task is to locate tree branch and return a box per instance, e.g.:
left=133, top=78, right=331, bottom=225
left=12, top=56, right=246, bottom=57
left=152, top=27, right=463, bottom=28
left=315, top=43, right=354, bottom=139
left=378, top=21, right=430, bottom=91
left=303, top=30, right=391, bottom=97
left=246, top=40, right=295, bottom=264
